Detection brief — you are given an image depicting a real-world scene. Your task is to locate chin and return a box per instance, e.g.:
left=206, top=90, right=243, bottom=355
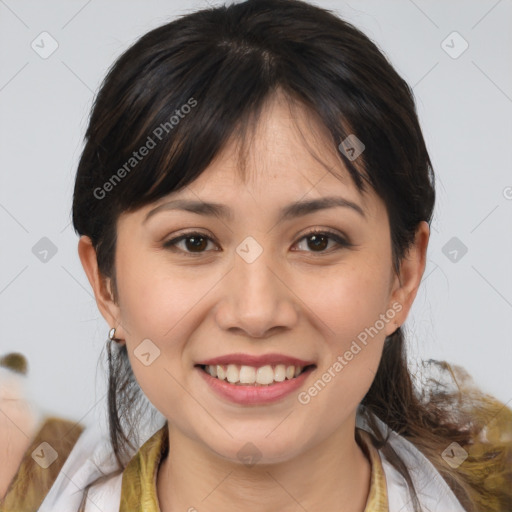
left=205, top=431, right=306, bottom=467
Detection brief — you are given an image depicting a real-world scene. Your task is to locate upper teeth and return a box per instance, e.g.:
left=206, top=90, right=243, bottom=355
left=205, top=364, right=304, bottom=385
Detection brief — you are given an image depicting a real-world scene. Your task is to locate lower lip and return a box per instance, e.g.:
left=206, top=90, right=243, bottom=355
left=196, top=366, right=315, bottom=405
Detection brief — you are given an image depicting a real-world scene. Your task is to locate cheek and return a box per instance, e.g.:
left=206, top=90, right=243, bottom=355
left=114, top=253, right=221, bottom=410
left=296, top=258, right=392, bottom=346
left=115, top=249, right=207, bottom=340
left=297, top=275, right=389, bottom=430
left=296, top=258, right=392, bottom=406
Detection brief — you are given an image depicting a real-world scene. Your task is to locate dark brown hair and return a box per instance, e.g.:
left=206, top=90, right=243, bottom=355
left=72, top=1, right=511, bottom=510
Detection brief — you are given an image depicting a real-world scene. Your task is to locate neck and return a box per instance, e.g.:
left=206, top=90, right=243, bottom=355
left=157, top=415, right=371, bottom=512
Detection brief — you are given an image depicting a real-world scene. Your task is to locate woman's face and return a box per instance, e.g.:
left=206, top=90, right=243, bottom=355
left=81, top=94, right=427, bottom=464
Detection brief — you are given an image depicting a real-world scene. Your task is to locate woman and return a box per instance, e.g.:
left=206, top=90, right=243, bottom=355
left=38, top=0, right=512, bottom=510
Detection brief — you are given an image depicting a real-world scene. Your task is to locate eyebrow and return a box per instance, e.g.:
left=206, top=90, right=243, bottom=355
left=143, top=196, right=366, bottom=224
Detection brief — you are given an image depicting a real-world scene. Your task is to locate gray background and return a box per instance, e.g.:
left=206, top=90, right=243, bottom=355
left=1, top=0, right=511, bottom=433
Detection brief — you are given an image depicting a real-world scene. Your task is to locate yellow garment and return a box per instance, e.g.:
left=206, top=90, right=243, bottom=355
left=454, top=394, right=512, bottom=511
left=119, top=426, right=388, bottom=512
left=0, top=416, right=84, bottom=512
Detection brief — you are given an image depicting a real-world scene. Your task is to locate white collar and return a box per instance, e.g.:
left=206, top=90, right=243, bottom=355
left=356, top=405, right=466, bottom=512
left=40, top=410, right=466, bottom=512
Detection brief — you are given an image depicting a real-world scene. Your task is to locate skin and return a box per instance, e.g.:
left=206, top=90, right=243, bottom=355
left=79, top=92, right=429, bottom=512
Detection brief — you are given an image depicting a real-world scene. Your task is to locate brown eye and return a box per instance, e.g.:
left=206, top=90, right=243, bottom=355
left=294, top=230, right=351, bottom=253
left=163, top=229, right=351, bottom=256
left=306, top=233, right=329, bottom=251
left=183, top=235, right=208, bottom=252
left=163, top=232, right=217, bottom=254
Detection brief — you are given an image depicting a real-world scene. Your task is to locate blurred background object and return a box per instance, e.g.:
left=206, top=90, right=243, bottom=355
left=0, top=353, right=28, bottom=375
left=0, top=352, right=42, bottom=499
left=0, top=352, right=85, bottom=511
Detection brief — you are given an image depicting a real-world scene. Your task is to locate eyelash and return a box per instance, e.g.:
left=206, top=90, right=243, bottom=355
left=162, top=229, right=353, bottom=256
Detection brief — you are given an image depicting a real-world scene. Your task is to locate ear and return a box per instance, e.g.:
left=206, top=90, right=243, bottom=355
left=77, top=235, right=126, bottom=343
left=384, top=221, right=430, bottom=336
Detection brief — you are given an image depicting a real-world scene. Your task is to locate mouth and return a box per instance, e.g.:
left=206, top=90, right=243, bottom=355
left=195, top=363, right=317, bottom=386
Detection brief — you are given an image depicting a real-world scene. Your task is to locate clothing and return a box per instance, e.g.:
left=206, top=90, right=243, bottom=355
left=37, top=405, right=476, bottom=512
left=117, top=424, right=389, bottom=511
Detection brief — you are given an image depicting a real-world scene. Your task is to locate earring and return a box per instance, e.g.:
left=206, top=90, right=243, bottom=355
left=108, top=327, right=123, bottom=345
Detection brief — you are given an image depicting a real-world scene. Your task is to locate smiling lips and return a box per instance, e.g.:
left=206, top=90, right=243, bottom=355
left=195, top=353, right=316, bottom=403
left=202, top=363, right=306, bottom=385
left=196, top=352, right=315, bottom=385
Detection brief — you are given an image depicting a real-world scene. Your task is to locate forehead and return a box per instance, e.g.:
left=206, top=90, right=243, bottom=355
left=174, top=95, right=377, bottom=216
left=132, top=92, right=385, bottom=224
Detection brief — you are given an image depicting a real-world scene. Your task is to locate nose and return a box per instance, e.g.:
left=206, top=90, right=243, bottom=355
left=214, top=244, right=299, bottom=339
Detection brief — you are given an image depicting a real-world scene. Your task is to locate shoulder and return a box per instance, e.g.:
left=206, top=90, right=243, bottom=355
left=38, top=421, right=122, bottom=512
left=364, top=362, right=512, bottom=512
left=357, top=411, right=468, bottom=512
left=39, top=421, right=166, bottom=512
left=455, top=389, right=512, bottom=511
left=429, top=361, right=512, bottom=511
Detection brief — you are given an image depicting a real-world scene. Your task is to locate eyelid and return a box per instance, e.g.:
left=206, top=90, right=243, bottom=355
left=162, top=230, right=219, bottom=254
left=294, top=228, right=353, bottom=250
left=162, top=228, right=353, bottom=256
